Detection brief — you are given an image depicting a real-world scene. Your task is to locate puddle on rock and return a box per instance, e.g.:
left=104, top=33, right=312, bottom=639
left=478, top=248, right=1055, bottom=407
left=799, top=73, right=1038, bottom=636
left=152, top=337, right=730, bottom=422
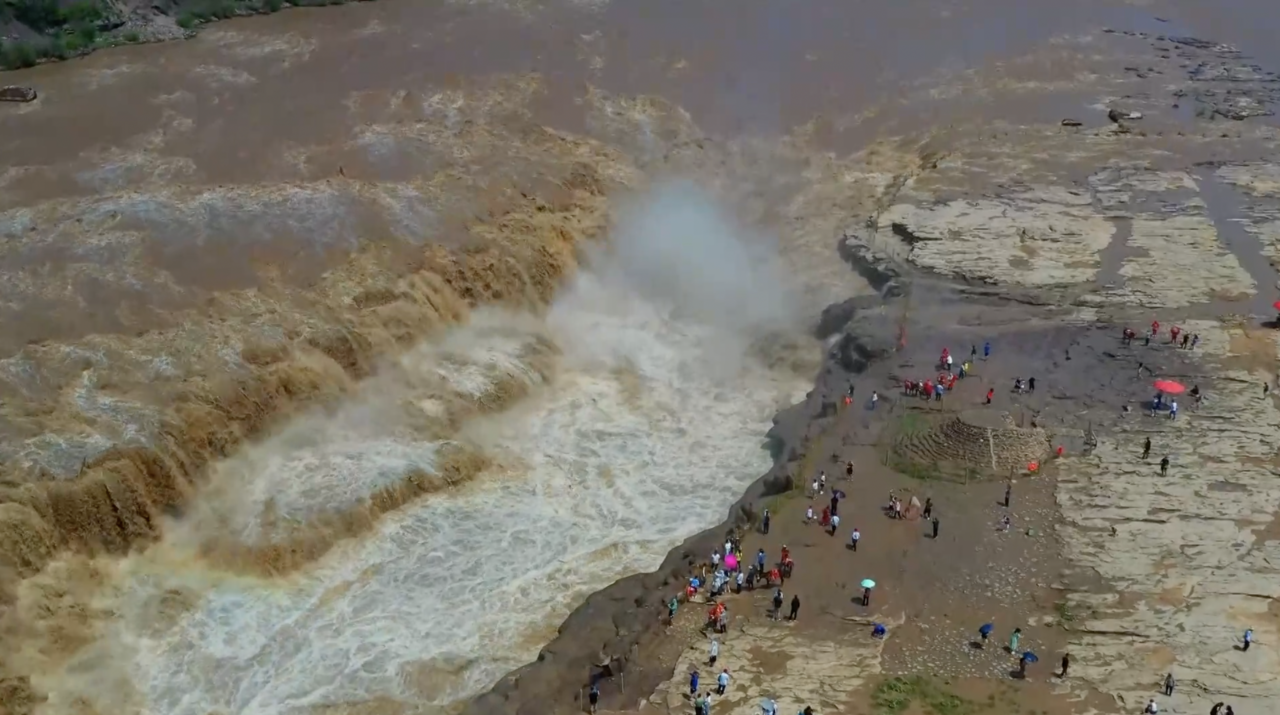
left=1196, top=169, right=1280, bottom=314
left=1095, top=217, right=1146, bottom=289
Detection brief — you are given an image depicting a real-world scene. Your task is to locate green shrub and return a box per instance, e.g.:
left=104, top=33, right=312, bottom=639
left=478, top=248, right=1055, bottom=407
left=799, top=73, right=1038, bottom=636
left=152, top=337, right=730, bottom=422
left=10, top=0, right=62, bottom=32
left=122, top=29, right=141, bottom=42
left=264, top=0, right=282, bottom=11
left=45, top=36, right=68, bottom=59
left=0, top=40, right=40, bottom=69
left=177, top=12, right=197, bottom=28
left=75, top=23, right=98, bottom=44
left=61, top=1, right=104, bottom=25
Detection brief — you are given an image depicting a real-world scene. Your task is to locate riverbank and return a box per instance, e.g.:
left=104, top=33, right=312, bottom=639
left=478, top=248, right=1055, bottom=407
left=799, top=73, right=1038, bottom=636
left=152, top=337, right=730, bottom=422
left=0, top=0, right=374, bottom=71
left=463, top=23, right=1280, bottom=715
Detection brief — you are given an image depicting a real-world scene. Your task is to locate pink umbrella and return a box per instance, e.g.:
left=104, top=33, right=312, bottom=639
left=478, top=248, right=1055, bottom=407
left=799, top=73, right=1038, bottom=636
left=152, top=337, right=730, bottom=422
left=724, top=553, right=738, bottom=571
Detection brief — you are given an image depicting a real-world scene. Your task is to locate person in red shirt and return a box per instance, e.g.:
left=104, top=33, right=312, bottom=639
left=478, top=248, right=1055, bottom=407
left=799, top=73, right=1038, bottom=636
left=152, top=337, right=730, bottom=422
left=985, top=388, right=994, bottom=405
left=1151, top=319, right=1160, bottom=336
left=1170, top=325, right=1181, bottom=344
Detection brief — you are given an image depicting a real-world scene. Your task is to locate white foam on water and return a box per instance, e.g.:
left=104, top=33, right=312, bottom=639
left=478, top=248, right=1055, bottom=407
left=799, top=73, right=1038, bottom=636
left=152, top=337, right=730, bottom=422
left=39, top=182, right=811, bottom=715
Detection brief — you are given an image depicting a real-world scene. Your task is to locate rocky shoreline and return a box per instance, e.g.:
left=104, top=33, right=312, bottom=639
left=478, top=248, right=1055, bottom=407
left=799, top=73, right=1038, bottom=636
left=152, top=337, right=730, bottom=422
left=463, top=243, right=903, bottom=715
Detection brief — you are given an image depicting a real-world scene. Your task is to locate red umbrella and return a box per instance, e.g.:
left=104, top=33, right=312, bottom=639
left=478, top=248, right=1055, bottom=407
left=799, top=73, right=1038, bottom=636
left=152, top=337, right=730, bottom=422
left=1154, top=380, right=1185, bottom=394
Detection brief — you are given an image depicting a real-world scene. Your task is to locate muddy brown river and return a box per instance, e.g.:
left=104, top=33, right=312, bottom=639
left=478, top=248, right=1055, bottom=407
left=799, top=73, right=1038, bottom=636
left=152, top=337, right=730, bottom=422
left=1, top=0, right=1277, bottom=713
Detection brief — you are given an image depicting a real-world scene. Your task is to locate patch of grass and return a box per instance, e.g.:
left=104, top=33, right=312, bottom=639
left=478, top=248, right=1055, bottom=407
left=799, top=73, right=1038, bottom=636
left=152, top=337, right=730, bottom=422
left=871, top=676, right=978, bottom=715
left=176, top=12, right=198, bottom=28
left=1054, top=600, right=1076, bottom=624
left=122, top=29, right=140, bottom=42
left=263, top=0, right=283, bottom=11
left=897, top=411, right=929, bottom=438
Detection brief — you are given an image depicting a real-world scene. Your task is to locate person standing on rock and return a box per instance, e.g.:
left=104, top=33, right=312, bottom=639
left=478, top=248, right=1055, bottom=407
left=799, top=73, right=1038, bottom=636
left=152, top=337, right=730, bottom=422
left=985, top=388, right=994, bottom=405
left=1163, top=672, right=1175, bottom=696
left=588, top=683, right=599, bottom=713
left=1192, top=334, right=1200, bottom=350
left=1181, top=332, right=1191, bottom=349
left=1029, top=377, right=1036, bottom=392
left=1243, top=628, right=1253, bottom=651
left=1143, top=437, right=1151, bottom=460
left=831, top=492, right=840, bottom=517
left=871, top=390, right=880, bottom=409
left=1004, top=482, right=1012, bottom=508
left=772, top=589, right=784, bottom=620
left=1170, top=325, right=1181, bottom=345
left=931, top=516, right=940, bottom=539
left=1060, top=653, right=1070, bottom=678
left=971, top=344, right=978, bottom=360
left=923, top=497, right=934, bottom=520
left=1160, top=456, right=1170, bottom=477
left=846, top=460, right=854, bottom=478
left=850, top=527, right=861, bottom=551
left=1169, top=400, right=1178, bottom=420
left=757, top=549, right=767, bottom=572
left=709, top=639, right=719, bottom=667
left=984, top=341, right=991, bottom=360
left=830, top=512, right=840, bottom=537
left=789, top=594, right=801, bottom=620
left=1010, top=628, right=1022, bottom=654
left=716, top=669, right=729, bottom=695
left=1265, top=383, right=1271, bottom=398
left=862, top=585, right=872, bottom=607
left=763, top=509, right=771, bottom=534
left=689, top=670, right=699, bottom=696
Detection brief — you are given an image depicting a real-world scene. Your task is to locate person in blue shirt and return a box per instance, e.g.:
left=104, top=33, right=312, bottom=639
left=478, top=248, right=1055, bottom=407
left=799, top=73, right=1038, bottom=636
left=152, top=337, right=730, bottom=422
left=689, top=670, right=699, bottom=694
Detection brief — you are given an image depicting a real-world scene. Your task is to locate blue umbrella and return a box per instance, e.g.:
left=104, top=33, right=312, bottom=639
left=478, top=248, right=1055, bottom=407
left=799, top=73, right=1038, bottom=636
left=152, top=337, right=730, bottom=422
left=979, top=623, right=994, bottom=636
left=833, top=489, right=847, bottom=499
left=1021, top=651, right=1039, bottom=663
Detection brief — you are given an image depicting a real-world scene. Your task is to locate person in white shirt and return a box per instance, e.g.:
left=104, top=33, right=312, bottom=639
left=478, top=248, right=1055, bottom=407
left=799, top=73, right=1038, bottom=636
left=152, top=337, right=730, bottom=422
left=1144, top=699, right=1158, bottom=714
left=849, top=527, right=861, bottom=551
left=805, top=505, right=814, bottom=523
left=711, top=549, right=720, bottom=568
left=709, top=639, right=719, bottom=666
left=716, top=669, right=729, bottom=695
left=829, top=513, right=841, bottom=536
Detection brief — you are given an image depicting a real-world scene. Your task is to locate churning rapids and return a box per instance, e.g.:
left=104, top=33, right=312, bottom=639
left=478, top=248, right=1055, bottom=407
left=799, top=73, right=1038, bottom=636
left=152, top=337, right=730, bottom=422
left=35, top=185, right=811, bottom=715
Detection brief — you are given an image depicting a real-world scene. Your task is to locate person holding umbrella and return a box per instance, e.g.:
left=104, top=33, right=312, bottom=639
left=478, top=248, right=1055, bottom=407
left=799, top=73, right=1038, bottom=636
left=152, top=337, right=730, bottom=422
left=1019, top=651, right=1038, bottom=678
left=860, top=579, right=875, bottom=607
left=979, top=622, right=994, bottom=647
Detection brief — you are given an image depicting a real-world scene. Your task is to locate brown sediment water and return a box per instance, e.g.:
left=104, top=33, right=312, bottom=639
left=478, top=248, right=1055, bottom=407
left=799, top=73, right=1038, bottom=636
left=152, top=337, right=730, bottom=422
left=2, top=0, right=1280, bottom=713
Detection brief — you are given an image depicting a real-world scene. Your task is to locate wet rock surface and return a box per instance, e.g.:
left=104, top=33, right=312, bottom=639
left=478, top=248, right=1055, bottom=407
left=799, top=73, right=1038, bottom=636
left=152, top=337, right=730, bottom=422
left=490, top=18, right=1280, bottom=715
